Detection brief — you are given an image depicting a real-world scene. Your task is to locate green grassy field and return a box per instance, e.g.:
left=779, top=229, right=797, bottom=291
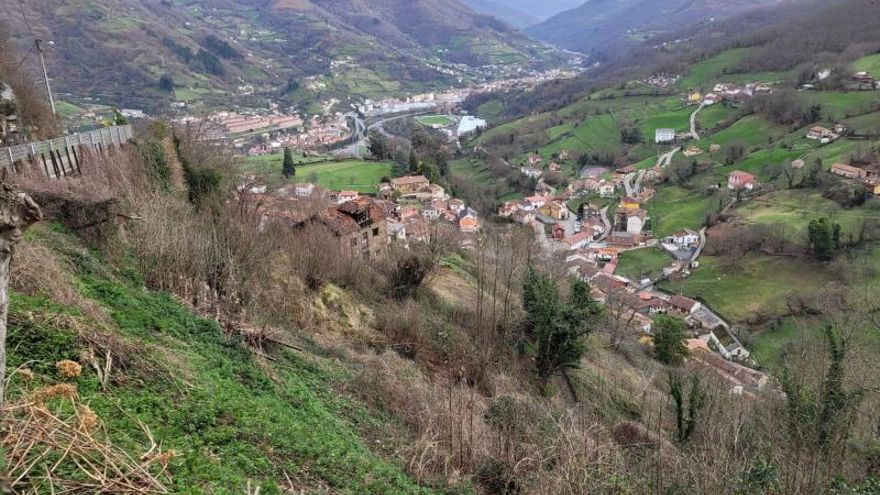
left=735, top=190, right=880, bottom=246
left=696, top=104, right=737, bottom=131
left=417, top=115, right=457, bottom=127
left=244, top=155, right=394, bottom=192
left=55, top=100, right=85, bottom=118
left=676, top=49, right=788, bottom=90
left=539, top=114, right=624, bottom=159
left=732, top=147, right=806, bottom=179
left=854, top=53, right=880, bottom=76
left=703, top=115, right=786, bottom=149
left=616, top=248, right=673, bottom=281
left=678, top=49, right=751, bottom=89
left=810, top=91, right=880, bottom=120
left=843, top=110, right=880, bottom=134
left=659, top=254, right=833, bottom=323
left=648, top=186, right=719, bottom=238
left=635, top=106, right=693, bottom=138
left=477, top=100, right=505, bottom=123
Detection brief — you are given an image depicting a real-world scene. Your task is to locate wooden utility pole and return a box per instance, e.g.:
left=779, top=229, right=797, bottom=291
left=34, top=39, right=56, bottom=116
left=0, top=183, right=41, bottom=404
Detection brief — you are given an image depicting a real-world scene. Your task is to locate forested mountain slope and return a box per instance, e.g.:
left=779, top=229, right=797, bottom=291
left=0, top=0, right=558, bottom=110
left=526, top=0, right=785, bottom=57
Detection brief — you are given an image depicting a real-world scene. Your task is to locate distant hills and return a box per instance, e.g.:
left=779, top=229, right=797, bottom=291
left=0, top=0, right=561, bottom=111
left=460, top=0, right=539, bottom=29
left=461, top=0, right=583, bottom=26
left=526, top=0, right=785, bottom=56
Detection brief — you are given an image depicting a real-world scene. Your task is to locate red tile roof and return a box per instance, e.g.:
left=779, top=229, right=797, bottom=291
left=669, top=295, right=698, bottom=312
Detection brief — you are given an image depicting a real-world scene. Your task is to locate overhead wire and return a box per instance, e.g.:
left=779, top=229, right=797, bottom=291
left=17, top=0, right=35, bottom=35
left=13, top=45, right=36, bottom=69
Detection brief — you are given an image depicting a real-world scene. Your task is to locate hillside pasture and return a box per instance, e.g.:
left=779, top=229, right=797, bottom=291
left=649, top=186, right=720, bottom=238
left=704, top=115, right=786, bottom=149
left=244, top=155, right=394, bottom=192
left=616, top=248, right=674, bottom=281
left=659, top=254, right=834, bottom=324
left=854, top=53, right=880, bottom=76
left=810, top=91, right=880, bottom=120
left=734, top=190, right=880, bottom=246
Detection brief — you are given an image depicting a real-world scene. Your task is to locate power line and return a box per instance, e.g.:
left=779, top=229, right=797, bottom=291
left=13, top=45, right=36, bottom=70
left=17, top=0, right=34, bottom=35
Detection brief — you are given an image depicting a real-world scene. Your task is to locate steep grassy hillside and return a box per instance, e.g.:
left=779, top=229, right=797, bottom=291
left=7, top=223, right=444, bottom=494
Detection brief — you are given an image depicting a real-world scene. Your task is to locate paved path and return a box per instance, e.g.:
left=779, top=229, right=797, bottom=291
left=596, top=206, right=612, bottom=242
left=657, top=148, right=678, bottom=168
left=689, top=104, right=704, bottom=140
left=691, top=227, right=708, bottom=263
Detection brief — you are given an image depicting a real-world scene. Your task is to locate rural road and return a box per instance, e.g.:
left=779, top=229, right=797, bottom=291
left=657, top=148, right=679, bottom=168
left=690, top=227, right=708, bottom=263
left=689, top=104, right=704, bottom=140
left=596, top=206, right=612, bottom=242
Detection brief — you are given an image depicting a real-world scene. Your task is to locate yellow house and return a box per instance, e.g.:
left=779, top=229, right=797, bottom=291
left=620, top=197, right=641, bottom=211
left=688, top=91, right=702, bottom=104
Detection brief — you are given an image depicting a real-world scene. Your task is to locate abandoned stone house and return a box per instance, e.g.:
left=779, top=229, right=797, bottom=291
left=308, top=196, right=388, bottom=258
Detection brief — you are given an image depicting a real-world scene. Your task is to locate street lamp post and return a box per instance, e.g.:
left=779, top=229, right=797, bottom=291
left=34, top=39, right=56, bottom=116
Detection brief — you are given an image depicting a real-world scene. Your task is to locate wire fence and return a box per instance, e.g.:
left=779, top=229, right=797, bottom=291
left=0, top=125, right=133, bottom=178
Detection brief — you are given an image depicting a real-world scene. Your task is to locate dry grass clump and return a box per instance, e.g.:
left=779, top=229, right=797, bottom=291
left=55, top=359, right=82, bottom=378
left=351, top=351, right=634, bottom=493
left=11, top=147, right=147, bottom=202
left=10, top=232, right=82, bottom=305
left=2, top=385, right=171, bottom=494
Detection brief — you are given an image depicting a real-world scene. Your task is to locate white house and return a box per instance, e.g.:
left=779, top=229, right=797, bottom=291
left=655, top=128, right=676, bottom=144
left=666, top=229, right=699, bottom=248
left=626, top=214, right=645, bottom=235
left=521, top=166, right=543, bottom=179
left=337, top=191, right=359, bottom=204
left=295, top=183, right=316, bottom=198
left=422, top=207, right=440, bottom=220
left=598, top=180, right=616, bottom=197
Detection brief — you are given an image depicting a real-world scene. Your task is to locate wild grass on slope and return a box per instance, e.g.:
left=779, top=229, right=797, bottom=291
left=5, top=226, right=445, bottom=495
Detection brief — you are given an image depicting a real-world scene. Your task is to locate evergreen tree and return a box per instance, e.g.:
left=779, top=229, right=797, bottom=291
left=521, top=269, right=602, bottom=381
left=282, top=147, right=295, bottom=179
left=653, top=315, right=689, bottom=366
left=781, top=326, right=863, bottom=455
left=807, top=218, right=839, bottom=260
left=367, top=130, right=389, bottom=160
left=668, top=372, right=707, bottom=443
left=408, top=150, right=420, bottom=173
left=158, top=74, right=175, bottom=92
